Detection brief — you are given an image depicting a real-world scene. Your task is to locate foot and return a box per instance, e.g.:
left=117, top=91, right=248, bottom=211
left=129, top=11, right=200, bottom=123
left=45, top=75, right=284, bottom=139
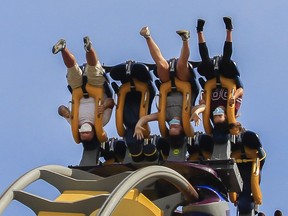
left=140, top=26, right=150, bottom=38
left=176, top=30, right=190, bottom=41
left=223, top=16, right=233, bottom=30
left=52, top=39, right=66, bottom=54
left=58, top=105, right=70, bottom=118
left=196, top=19, right=205, bottom=32
left=83, top=36, right=92, bottom=52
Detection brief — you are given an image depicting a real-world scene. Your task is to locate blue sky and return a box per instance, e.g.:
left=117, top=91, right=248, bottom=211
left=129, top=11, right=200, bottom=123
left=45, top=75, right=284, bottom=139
left=0, top=0, right=287, bottom=215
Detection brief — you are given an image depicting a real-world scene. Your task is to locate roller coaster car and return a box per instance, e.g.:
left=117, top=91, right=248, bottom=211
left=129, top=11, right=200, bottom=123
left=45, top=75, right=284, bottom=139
left=154, top=58, right=199, bottom=138
left=198, top=55, right=242, bottom=136
left=202, top=75, right=239, bottom=136
left=195, top=55, right=265, bottom=215
left=108, top=61, right=156, bottom=162
left=109, top=60, right=155, bottom=138
left=68, top=66, right=114, bottom=166
left=69, top=64, right=113, bottom=144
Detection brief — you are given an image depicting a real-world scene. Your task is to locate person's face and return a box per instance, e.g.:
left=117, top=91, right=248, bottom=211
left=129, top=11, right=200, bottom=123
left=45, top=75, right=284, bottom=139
left=169, top=124, right=183, bottom=136
left=80, top=131, right=94, bottom=142
left=213, top=114, right=226, bottom=124
left=58, top=105, right=70, bottom=118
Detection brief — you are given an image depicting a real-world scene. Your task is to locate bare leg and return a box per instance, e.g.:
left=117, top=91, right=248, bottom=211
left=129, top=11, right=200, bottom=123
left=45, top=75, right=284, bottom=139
left=140, top=27, right=169, bottom=82
left=61, top=47, right=77, bottom=68
left=52, top=39, right=76, bottom=68
left=197, top=31, right=205, bottom=44
left=176, top=30, right=191, bottom=81
left=84, top=36, right=97, bottom=66
left=86, top=48, right=97, bottom=66
left=83, top=36, right=106, bottom=87
left=226, top=29, right=232, bottom=42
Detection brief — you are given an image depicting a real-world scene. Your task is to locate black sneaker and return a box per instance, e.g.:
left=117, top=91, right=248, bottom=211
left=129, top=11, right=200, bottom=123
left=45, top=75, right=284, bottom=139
left=83, top=36, right=92, bottom=52
left=196, top=19, right=205, bottom=32
left=223, top=17, right=233, bottom=30
left=52, top=39, right=66, bottom=54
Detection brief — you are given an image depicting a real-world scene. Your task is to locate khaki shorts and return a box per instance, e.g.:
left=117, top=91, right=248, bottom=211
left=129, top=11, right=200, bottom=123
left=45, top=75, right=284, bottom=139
left=66, top=61, right=106, bottom=89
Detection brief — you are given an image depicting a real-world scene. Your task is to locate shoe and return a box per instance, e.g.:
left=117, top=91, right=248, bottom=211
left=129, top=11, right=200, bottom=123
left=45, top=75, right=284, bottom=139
left=176, top=30, right=190, bottom=41
left=223, top=17, right=233, bottom=30
left=52, top=39, right=66, bottom=54
left=196, top=19, right=205, bottom=32
left=140, top=26, right=150, bottom=38
left=83, top=36, right=92, bottom=52
left=58, top=105, right=70, bottom=118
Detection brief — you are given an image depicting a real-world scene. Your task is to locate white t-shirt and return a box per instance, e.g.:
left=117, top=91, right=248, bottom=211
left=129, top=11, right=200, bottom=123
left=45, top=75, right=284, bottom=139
left=78, top=97, right=95, bottom=125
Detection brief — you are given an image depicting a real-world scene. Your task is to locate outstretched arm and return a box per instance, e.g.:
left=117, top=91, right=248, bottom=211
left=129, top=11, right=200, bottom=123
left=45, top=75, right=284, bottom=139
left=133, top=112, right=159, bottom=140
left=190, top=104, right=206, bottom=126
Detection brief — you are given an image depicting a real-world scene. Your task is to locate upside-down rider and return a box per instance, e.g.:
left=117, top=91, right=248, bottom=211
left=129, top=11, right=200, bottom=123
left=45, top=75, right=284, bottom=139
left=195, top=17, right=266, bottom=215
left=134, top=26, right=203, bottom=149
left=53, top=37, right=114, bottom=153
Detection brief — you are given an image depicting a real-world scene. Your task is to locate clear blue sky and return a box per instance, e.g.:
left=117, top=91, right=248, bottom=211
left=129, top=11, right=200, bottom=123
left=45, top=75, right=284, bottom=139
left=0, top=0, right=287, bottom=215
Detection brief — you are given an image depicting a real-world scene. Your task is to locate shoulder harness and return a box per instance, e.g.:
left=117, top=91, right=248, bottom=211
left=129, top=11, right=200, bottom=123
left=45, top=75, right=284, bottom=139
left=158, top=58, right=194, bottom=138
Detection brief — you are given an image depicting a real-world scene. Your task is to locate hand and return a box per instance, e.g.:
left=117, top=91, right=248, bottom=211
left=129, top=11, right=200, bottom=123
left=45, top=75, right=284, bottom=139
left=133, top=124, right=145, bottom=140
left=104, top=98, right=115, bottom=109
left=190, top=113, right=202, bottom=126
left=97, top=104, right=104, bottom=114
left=229, top=97, right=235, bottom=106
left=230, top=121, right=243, bottom=133
left=199, top=99, right=206, bottom=105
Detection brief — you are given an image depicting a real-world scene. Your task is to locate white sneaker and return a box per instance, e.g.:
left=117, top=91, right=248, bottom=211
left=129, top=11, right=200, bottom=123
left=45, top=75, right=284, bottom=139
left=83, top=36, right=92, bottom=52
left=176, top=30, right=190, bottom=41
left=140, top=26, right=151, bottom=38
left=52, top=39, right=66, bottom=54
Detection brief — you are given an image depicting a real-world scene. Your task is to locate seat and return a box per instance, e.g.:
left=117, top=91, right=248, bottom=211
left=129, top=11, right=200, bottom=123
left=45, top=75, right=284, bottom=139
left=70, top=83, right=108, bottom=144
left=156, top=59, right=199, bottom=138
left=109, top=61, right=156, bottom=162
left=202, top=75, right=239, bottom=135
left=229, top=131, right=266, bottom=205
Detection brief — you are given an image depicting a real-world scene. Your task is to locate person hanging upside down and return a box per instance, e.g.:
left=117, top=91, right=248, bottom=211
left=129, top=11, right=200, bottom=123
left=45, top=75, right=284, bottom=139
left=52, top=37, right=114, bottom=149
left=134, top=26, right=202, bottom=140
left=197, top=17, right=244, bottom=121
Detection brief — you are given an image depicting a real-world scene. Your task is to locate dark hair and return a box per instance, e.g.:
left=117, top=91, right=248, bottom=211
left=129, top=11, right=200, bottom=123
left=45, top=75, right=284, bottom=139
left=80, top=125, right=99, bottom=150
left=82, top=135, right=99, bottom=150
left=167, top=133, right=185, bottom=148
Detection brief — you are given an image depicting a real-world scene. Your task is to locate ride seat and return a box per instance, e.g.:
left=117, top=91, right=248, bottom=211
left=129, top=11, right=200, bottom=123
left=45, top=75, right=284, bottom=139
left=109, top=60, right=155, bottom=138
left=71, top=83, right=108, bottom=144
left=202, top=75, right=239, bottom=135
left=156, top=59, right=199, bottom=138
